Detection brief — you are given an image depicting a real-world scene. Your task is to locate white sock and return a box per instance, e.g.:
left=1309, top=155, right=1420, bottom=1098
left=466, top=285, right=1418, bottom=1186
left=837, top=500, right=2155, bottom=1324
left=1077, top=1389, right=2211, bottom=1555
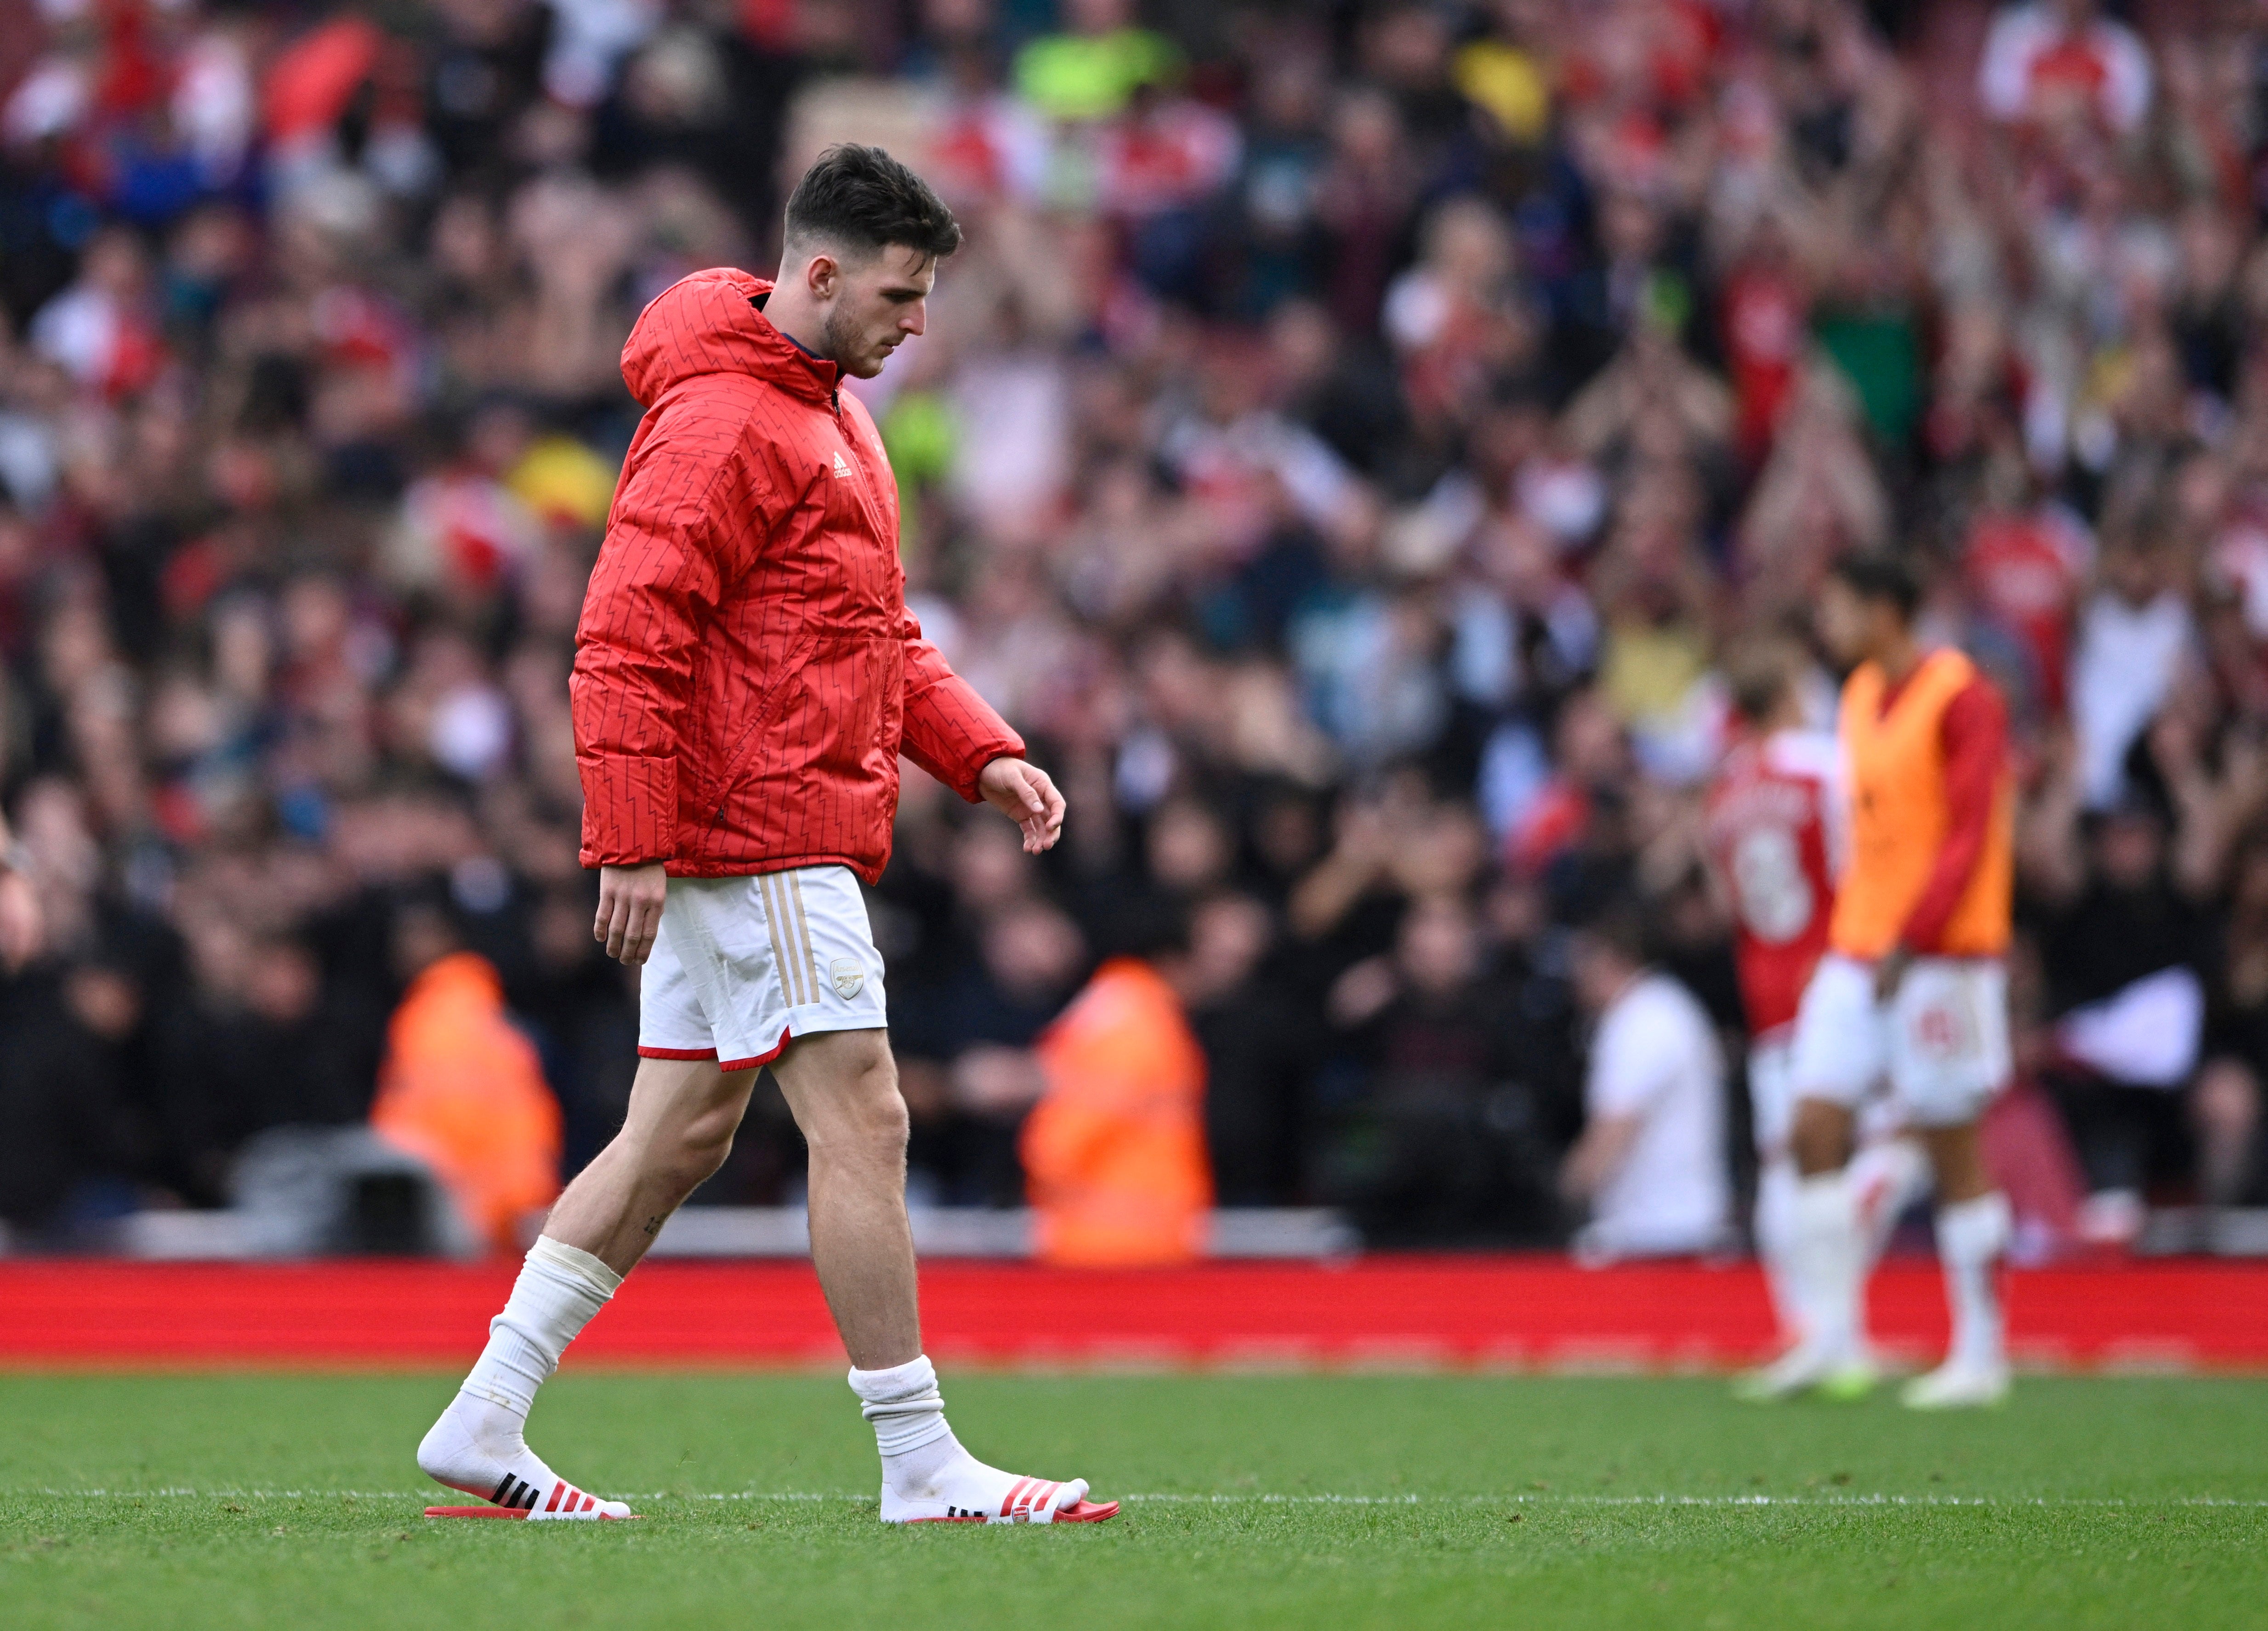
left=1936, top=1192, right=2010, bottom=1372
left=1791, top=1172, right=1864, bottom=1362
left=1849, top=1138, right=1932, bottom=1263
left=1753, top=1158, right=1808, bottom=1344
left=847, top=1355, right=1092, bottom=1523
left=848, top=1354, right=958, bottom=1486
left=461, top=1236, right=620, bottom=1420
left=418, top=1237, right=627, bottom=1514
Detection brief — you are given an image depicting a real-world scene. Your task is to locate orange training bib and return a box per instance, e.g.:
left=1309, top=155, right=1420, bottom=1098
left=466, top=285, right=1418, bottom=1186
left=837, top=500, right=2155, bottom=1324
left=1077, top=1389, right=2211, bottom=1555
left=1829, top=650, right=2013, bottom=959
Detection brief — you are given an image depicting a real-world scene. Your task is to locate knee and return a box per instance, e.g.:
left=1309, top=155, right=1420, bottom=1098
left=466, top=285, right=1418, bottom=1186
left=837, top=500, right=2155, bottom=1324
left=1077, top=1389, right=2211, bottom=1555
left=2194, top=1059, right=2261, bottom=1142
left=840, top=1059, right=911, bottom=1156
left=806, top=1050, right=909, bottom=1161
left=654, top=1101, right=741, bottom=1195
left=1789, top=1099, right=1853, bottom=1177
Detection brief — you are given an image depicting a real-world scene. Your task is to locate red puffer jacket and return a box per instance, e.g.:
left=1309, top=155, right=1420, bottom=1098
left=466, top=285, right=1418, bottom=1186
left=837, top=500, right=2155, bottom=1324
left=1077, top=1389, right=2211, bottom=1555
left=571, top=268, right=1023, bottom=883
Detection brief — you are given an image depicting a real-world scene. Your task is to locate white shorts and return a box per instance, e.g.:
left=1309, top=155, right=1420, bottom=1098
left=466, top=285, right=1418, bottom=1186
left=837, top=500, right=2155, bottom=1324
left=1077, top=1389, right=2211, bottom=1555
left=637, top=866, right=888, bottom=1071
left=1788, top=952, right=2010, bottom=1128
left=1751, top=1027, right=1907, bottom=1160
left=1748, top=1031, right=1798, bottom=1157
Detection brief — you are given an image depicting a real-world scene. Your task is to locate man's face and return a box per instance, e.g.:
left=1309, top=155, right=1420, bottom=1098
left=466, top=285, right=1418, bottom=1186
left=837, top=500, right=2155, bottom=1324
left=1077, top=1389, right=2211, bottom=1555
left=2095, top=811, right=2164, bottom=891
left=2105, top=544, right=2159, bottom=606
left=1569, top=934, right=1626, bottom=1016
left=1398, top=899, right=1478, bottom=997
left=816, top=242, right=935, bottom=378
left=1815, top=577, right=1875, bottom=668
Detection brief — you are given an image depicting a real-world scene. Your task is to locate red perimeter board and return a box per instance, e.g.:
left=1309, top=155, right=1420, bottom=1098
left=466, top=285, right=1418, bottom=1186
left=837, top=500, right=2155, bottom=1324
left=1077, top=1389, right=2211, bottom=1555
left=0, top=1257, right=2261, bottom=1371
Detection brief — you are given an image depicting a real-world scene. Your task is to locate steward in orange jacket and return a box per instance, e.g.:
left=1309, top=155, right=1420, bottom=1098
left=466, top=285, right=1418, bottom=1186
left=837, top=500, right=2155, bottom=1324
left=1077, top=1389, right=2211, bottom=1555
left=371, top=949, right=562, bottom=1254
left=1021, top=956, right=1213, bottom=1266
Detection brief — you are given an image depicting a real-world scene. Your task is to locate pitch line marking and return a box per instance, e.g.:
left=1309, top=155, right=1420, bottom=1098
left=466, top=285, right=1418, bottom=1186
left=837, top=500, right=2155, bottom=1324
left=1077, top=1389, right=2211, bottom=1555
left=11, top=1489, right=2268, bottom=1509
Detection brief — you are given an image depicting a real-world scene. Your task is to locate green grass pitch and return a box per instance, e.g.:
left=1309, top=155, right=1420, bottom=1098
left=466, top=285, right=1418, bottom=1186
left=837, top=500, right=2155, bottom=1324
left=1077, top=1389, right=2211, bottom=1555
left=0, top=1370, right=2262, bottom=1629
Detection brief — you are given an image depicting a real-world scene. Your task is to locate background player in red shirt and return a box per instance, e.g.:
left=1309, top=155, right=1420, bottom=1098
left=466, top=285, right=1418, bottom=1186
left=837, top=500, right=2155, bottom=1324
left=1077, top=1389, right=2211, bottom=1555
left=1705, top=644, right=1927, bottom=1382
left=414, top=147, right=1113, bottom=1526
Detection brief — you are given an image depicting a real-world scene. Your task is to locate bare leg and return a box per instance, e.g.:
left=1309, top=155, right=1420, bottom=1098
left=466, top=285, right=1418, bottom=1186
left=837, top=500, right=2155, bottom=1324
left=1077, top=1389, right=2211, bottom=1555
left=544, top=1056, right=759, bottom=1276
left=1916, top=1121, right=1991, bottom=1203
left=1791, top=1098, right=1856, bottom=1177
left=711, top=1028, right=1109, bottom=1523
left=769, top=1028, right=921, bottom=1370
left=416, top=1051, right=755, bottom=1517
left=543, top=1031, right=921, bottom=1363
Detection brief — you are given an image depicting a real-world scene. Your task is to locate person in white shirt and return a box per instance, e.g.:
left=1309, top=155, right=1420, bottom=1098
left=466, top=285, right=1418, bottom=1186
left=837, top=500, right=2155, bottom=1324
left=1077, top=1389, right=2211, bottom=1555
left=1561, top=898, right=1731, bottom=1261
left=2068, top=538, right=2196, bottom=811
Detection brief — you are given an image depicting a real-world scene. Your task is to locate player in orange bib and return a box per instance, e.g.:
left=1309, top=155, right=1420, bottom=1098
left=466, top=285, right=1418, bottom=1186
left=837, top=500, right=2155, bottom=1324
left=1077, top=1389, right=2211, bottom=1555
left=1756, top=554, right=2017, bottom=1409
left=1705, top=643, right=1930, bottom=1376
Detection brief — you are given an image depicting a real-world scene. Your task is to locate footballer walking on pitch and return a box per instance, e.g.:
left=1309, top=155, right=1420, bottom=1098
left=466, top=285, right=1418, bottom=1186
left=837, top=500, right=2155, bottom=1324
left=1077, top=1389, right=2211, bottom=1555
left=1748, top=554, right=2018, bottom=1409
left=416, top=146, right=1114, bottom=1523
left=1705, top=644, right=1927, bottom=1382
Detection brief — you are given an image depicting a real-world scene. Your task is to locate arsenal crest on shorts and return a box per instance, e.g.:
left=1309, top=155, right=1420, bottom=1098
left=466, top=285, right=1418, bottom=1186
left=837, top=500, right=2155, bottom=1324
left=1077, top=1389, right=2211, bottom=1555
left=830, top=958, right=864, bottom=1000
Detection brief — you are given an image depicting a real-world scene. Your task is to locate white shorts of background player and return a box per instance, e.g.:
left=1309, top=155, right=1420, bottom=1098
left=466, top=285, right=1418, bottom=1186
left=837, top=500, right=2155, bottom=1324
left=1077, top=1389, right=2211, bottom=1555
left=1787, top=951, right=2011, bottom=1128
left=637, top=866, right=889, bottom=1071
left=1749, top=1027, right=1908, bottom=1158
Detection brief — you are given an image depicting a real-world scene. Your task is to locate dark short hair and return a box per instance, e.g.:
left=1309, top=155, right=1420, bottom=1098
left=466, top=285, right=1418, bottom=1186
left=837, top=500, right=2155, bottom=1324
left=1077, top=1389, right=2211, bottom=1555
left=1828, top=551, right=1921, bottom=621
left=1101, top=894, right=1192, bottom=963
left=1573, top=892, right=1652, bottom=967
left=1725, top=638, right=1802, bottom=726
left=389, top=872, right=469, bottom=941
left=784, top=144, right=961, bottom=262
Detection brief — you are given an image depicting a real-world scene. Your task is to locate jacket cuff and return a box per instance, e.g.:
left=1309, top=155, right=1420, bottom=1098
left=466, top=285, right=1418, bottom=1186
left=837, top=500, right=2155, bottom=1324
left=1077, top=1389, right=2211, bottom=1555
left=577, top=748, right=678, bottom=866
left=904, top=675, right=1024, bottom=802
left=908, top=735, right=1026, bottom=803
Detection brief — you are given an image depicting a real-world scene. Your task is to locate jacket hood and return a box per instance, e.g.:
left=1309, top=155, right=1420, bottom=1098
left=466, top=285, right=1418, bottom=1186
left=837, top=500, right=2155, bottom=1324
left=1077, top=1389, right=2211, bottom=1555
left=619, top=267, right=841, bottom=409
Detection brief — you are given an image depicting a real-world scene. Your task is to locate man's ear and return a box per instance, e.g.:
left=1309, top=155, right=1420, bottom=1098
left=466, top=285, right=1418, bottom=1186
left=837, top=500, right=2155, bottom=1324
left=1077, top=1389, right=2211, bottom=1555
left=804, top=251, right=840, bottom=302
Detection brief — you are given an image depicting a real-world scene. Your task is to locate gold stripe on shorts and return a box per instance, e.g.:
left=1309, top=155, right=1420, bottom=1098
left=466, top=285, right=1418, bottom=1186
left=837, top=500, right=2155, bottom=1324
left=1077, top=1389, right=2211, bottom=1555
left=758, top=873, right=804, bottom=1007
left=787, top=872, right=818, bottom=1002
left=781, top=873, right=813, bottom=1006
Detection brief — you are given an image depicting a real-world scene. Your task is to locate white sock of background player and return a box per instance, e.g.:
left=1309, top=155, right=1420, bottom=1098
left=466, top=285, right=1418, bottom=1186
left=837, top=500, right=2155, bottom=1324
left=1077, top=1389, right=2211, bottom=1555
left=1751, top=1158, right=1810, bottom=1345
left=1770, top=1143, right=1927, bottom=1357
left=1935, top=1191, right=2012, bottom=1373
left=1789, top=1172, right=1864, bottom=1364
left=1848, top=1137, right=1932, bottom=1264
left=416, top=1236, right=631, bottom=1515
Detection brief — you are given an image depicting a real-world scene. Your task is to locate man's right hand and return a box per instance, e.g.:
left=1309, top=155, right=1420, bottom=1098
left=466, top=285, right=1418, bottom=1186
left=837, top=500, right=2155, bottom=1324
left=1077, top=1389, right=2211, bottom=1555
left=595, top=862, right=670, bottom=966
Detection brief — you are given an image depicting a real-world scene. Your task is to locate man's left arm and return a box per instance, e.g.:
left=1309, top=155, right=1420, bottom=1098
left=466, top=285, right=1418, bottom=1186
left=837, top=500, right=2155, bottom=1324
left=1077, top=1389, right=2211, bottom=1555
left=1559, top=1113, right=1645, bottom=1205
left=900, top=612, right=1065, bottom=852
left=1561, top=1005, right=1663, bottom=1205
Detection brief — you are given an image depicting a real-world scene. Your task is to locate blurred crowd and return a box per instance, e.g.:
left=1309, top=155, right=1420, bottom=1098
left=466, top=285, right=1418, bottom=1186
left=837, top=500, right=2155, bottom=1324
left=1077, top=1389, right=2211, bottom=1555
left=4, top=0, right=2268, bottom=1255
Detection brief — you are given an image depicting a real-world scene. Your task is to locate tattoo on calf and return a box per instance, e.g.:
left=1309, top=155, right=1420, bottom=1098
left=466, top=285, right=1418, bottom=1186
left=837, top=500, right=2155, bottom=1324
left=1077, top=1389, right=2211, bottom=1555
left=641, top=1215, right=664, bottom=1238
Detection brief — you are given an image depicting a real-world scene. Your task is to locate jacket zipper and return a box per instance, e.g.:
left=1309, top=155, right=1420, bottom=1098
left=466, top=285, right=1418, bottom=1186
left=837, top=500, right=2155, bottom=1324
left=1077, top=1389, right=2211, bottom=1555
left=824, top=399, right=902, bottom=755
left=830, top=404, right=888, bottom=536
